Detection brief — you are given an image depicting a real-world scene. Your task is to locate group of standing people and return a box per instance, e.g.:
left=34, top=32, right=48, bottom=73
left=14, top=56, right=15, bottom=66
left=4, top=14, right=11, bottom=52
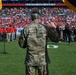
left=0, top=25, right=17, bottom=42
left=56, top=24, right=76, bottom=45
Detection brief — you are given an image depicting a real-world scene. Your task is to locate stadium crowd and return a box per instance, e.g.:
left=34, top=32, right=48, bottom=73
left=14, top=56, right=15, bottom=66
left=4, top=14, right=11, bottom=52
left=0, top=7, right=76, bottom=43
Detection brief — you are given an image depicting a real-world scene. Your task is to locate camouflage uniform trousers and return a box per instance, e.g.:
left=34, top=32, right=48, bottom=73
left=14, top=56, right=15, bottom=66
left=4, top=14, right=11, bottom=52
left=25, top=64, right=49, bottom=75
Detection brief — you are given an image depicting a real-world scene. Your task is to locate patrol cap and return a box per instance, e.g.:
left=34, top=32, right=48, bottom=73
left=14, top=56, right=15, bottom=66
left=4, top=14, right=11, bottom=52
left=31, top=9, right=41, bottom=16
left=31, top=9, right=41, bottom=21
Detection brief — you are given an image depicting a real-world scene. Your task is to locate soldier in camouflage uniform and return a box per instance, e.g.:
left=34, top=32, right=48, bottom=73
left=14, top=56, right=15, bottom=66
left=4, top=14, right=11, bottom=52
left=18, top=9, right=59, bottom=75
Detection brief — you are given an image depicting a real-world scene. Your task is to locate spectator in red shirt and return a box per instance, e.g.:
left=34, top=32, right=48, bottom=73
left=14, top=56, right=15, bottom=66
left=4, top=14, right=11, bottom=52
left=6, top=25, right=12, bottom=42
left=1, top=26, right=7, bottom=41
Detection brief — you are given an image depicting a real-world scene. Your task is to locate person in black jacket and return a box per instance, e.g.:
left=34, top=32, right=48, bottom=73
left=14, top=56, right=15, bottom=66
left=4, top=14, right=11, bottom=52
left=64, top=25, right=72, bottom=45
left=73, top=26, right=76, bottom=41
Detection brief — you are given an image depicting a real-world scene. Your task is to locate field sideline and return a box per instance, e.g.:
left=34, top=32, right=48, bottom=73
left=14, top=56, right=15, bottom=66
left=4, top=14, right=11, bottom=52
left=0, top=39, right=76, bottom=75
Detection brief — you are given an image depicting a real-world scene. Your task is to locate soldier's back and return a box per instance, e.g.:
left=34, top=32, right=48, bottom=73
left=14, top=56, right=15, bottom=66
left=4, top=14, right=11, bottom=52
left=27, top=22, right=47, bottom=53
left=26, top=22, right=47, bottom=66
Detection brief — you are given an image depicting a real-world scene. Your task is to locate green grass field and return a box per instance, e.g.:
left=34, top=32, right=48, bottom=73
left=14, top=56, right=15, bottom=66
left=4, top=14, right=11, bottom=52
left=0, top=39, right=76, bottom=75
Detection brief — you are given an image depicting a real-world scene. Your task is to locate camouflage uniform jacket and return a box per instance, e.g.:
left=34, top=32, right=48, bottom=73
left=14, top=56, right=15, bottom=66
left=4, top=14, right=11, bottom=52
left=19, top=22, right=59, bottom=66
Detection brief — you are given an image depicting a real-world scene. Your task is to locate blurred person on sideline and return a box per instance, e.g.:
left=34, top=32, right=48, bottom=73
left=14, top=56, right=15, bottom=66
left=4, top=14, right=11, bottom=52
left=64, top=24, right=72, bottom=45
left=73, top=26, right=76, bottom=41
left=0, top=26, right=2, bottom=41
left=6, top=25, right=12, bottom=42
left=1, top=26, right=7, bottom=41
left=18, top=9, right=59, bottom=75
left=11, top=26, right=17, bottom=41
left=56, top=25, right=61, bottom=41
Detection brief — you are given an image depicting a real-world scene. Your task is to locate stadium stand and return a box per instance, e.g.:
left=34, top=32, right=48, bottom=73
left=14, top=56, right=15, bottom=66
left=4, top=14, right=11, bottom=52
left=0, top=7, right=76, bottom=28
